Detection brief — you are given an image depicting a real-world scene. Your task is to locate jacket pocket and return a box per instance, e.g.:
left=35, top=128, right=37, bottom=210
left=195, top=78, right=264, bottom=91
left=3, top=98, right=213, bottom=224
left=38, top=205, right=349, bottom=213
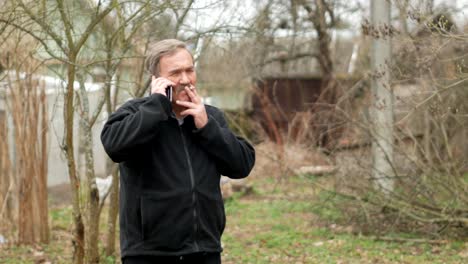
left=140, top=191, right=192, bottom=250
left=197, top=190, right=226, bottom=245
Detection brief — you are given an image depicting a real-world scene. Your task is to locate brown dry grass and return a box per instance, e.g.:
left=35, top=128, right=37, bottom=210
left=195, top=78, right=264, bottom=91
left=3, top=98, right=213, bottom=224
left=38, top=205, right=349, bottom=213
left=249, top=141, right=332, bottom=179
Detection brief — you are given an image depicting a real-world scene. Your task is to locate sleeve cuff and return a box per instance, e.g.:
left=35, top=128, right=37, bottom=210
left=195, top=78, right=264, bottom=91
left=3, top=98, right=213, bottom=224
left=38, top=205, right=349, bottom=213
left=149, top=93, right=172, bottom=114
left=192, top=115, right=219, bottom=137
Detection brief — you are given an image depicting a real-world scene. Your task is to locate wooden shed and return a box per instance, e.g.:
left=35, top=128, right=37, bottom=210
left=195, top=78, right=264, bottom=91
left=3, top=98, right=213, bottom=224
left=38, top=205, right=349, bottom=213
left=251, top=75, right=324, bottom=142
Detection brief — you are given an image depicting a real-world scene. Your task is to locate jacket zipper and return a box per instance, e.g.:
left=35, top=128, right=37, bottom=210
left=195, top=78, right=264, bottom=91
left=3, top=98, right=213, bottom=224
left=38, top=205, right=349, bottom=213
left=179, top=125, right=200, bottom=252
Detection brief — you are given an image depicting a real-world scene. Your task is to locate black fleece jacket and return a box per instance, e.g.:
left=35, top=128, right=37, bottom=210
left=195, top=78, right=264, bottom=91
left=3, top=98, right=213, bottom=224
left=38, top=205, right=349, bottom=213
left=100, top=93, right=255, bottom=258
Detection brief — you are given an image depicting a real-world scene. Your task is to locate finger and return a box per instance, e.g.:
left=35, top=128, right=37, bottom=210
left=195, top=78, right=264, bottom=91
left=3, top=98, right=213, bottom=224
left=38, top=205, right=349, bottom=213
left=157, top=79, right=174, bottom=88
left=189, top=85, right=199, bottom=97
left=152, top=78, right=174, bottom=94
left=151, top=78, right=161, bottom=93
left=151, top=76, right=158, bottom=86
left=185, top=86, right=200, bottom=103
left=180, top=109, right=195, bottom=116
left=189, top=85, right=197, bottom=94
left=155, top=77, right=173, bottom=85
left=176, top=100, right=197, bottom=108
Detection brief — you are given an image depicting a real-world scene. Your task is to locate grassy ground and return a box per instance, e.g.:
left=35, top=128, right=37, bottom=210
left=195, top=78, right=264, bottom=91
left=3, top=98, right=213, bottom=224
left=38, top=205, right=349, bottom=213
left=221, top=175, right=467, bottom=263
left=1, top=174, right=467, bottom=263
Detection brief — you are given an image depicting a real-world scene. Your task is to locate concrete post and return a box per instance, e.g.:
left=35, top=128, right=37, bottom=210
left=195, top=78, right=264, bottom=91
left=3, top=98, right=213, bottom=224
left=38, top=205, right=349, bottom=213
left=370, top=0, right=394, bottom=194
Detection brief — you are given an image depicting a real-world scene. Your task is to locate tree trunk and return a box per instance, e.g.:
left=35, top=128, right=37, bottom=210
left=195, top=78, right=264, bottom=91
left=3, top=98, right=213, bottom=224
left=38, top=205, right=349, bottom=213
left=64, top=57, right=85, bottom=264
left=77, top=74, right=101, bottom=264
left=425, top=0, right=434, bottom=15
left=83, top=125, right=100, bottom=264
left=38, top=87, right=49, bottom=243
left=396, top=0, right=409, bottom=35
left=301, top=0, right=340, bottom=149
left=104, top=69, right=120, bottom=257
left=314, top=0, right=338, bottom=148
left=105, top=163, right=119, bottom=257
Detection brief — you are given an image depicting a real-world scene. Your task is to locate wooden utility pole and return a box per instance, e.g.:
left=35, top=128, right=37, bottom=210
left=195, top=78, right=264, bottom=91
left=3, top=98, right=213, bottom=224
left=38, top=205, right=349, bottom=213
left=370, top=0, right=394, bottom=194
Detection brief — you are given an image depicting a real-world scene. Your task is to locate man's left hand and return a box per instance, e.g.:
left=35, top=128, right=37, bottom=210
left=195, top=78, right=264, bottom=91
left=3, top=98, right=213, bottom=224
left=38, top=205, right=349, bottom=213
left=176, top=86, right=208, bottom=129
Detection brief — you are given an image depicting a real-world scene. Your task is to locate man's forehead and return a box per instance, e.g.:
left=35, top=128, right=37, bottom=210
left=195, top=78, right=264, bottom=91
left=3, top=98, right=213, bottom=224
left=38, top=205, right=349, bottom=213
left=161, top=50, right=194, bottom=70
left=165, top=62, right=194, bottom=71
left=162, top=48, right=193, bottom=61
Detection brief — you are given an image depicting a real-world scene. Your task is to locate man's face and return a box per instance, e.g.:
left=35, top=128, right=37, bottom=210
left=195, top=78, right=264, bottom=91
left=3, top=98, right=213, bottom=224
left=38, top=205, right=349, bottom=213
left=159, top=48, right=196, bottom=103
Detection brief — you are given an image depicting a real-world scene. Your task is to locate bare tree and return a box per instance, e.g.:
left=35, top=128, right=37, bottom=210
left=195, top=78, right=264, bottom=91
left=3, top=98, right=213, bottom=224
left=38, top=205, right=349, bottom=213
left=240, top=0, right=359, bottom=148
left=329, top=0, right=468, bottom=235
left=95, top=2, right=173, bottom=256
left=1, top=0, right=134, bottom=262
left=297, top=0, right=342, bottom=148
left=0, top=34, right=49, bottom=244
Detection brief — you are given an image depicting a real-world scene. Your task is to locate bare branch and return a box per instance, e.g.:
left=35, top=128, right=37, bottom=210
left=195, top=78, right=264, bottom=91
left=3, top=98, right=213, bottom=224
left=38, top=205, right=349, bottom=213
left=17, top=0, right=66, bottom=53
left=0, top=18, right=67, bottom=63
left=174, top=0, right=194, bottom=38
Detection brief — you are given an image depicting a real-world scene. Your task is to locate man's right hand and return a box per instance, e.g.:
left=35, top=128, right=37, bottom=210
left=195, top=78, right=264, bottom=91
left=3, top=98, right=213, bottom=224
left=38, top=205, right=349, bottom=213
left=150, top=76, right=175, bottom=96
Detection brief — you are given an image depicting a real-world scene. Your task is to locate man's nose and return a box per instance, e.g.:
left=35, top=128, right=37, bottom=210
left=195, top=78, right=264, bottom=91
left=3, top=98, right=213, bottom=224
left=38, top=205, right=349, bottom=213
left=179, top=72, right=190, bottom=84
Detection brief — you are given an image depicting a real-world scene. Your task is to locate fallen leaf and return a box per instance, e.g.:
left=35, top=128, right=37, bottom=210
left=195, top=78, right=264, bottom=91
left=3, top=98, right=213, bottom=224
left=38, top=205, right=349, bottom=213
left=313, top=241, right=324, bottom=247
left=459, top=250, right=468, bottom=258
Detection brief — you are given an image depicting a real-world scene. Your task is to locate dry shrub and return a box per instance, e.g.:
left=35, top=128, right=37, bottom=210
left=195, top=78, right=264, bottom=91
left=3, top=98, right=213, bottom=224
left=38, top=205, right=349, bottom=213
left=0, top=33, right=49, bottom=244
left=313, top=7, right=468, bottom=239
left=249, top=141, right=331, bottom=181
left=0, top=106, right=14, bottom=234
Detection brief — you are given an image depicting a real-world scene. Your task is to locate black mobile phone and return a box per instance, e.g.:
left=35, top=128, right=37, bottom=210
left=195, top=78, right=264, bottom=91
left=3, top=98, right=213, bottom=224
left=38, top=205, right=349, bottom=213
left=165, top=86, right=173, bottom=101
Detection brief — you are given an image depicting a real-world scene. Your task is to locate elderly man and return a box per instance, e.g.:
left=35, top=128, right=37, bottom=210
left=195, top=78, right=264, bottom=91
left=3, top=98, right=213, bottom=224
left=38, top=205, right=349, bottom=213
left=101, top=39, right=255, bottom=264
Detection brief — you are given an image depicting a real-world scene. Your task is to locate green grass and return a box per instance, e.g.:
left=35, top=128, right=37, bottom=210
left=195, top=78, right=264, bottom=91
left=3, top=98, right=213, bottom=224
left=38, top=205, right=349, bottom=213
left=1, top=175, right=466, bottom=263
left=50, top=206, right=73, bottom=229
left=221, top=175, right=467, bottom=264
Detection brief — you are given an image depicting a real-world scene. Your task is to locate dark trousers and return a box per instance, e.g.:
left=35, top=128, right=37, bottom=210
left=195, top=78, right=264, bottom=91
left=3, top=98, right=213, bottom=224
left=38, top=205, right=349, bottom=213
left=122, top=252, right=221, bottom=264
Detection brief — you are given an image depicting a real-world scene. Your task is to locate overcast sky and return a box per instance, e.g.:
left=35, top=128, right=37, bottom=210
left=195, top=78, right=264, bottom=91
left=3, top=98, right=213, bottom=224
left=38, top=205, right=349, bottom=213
left=187, top=0, right=467, bottom=38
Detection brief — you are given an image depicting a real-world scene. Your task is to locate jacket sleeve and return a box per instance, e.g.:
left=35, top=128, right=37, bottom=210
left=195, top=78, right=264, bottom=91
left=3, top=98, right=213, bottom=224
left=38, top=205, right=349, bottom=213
left=193, top=107, right=255, bottom=179
left=101, top=94, right=171, bottom=163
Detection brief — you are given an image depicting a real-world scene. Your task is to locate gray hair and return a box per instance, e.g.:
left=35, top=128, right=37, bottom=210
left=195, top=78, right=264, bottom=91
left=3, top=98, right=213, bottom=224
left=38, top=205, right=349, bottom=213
left=144, top=39, right=192, bottom=77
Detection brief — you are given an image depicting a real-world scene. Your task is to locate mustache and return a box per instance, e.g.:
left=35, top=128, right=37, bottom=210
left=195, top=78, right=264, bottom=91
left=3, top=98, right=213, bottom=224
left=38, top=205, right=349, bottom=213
left=172, top=84, right=193, bottom=93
